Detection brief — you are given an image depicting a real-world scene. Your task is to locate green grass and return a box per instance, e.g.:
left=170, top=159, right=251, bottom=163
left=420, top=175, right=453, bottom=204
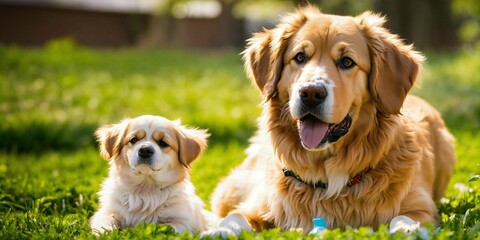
left=0, top=39, right=479, bottom=239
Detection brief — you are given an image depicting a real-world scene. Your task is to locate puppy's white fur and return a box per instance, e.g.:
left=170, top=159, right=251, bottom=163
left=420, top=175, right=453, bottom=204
left=90, top=115, right=216, bottom=234
left=389, top=215, right=420, bottom=233
left=201, top=213, right=251, bottom=238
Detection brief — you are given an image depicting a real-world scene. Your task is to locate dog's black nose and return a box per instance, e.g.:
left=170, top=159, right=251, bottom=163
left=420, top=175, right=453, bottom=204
left=138, top=146, right=155, bottom=159
left=299, top=84, right=327, bottom=107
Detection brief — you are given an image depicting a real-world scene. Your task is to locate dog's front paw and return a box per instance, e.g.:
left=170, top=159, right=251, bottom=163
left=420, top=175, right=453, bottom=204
left=389, top=215, right=420, bottom=233
left=200, top=213, right=251, bottom=238
left=90, top=212, right=119, bottom=236
left=200, top=227, right=236, bottom=238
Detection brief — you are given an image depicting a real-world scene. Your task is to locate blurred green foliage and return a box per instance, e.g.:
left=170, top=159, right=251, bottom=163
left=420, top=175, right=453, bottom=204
left=452, top=0, right=480, bottom=46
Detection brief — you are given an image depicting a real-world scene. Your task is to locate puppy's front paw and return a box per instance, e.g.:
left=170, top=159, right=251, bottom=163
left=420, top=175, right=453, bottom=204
left=90, top=212, right=118, bottom=236
left=389, top=215, right=420, bottom=233
left=200, top=227, right=236, bottom=238
left=91, top=224, right=116, bottom=236
left=200, top=213, right=251, bottom=238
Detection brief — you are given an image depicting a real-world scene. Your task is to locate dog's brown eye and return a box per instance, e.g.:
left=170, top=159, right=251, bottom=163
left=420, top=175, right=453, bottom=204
left=338, top=56, right=355, bottom=69
left=294, top=52, right=307, bottom=64
left=129, top=137, right=138, bottom=144
left=158, top=140, right=169, bottom=148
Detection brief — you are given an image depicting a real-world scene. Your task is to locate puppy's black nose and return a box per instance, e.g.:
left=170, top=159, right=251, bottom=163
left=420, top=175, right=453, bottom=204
left=300, top=84, right=327, bottom=107
left=138, top=146, right=155, bottom=159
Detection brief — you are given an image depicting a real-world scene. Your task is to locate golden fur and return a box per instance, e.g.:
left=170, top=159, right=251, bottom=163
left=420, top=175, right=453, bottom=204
left=90, top=115, right=216, bottom=234
left=208, top=6, right=456, bottom=234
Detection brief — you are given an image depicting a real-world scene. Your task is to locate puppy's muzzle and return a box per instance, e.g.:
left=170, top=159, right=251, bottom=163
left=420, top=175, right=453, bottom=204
left=299, top=83, right=327, bottom=109
left=138, top=146, right=155, bottom=164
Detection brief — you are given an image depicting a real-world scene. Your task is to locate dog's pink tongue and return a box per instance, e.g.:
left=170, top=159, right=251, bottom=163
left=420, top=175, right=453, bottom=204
left=299, top=116, right=329, bottom=149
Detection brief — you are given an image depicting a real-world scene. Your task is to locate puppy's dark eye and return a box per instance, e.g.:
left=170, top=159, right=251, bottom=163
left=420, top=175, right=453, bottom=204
left=294, top=52, right=307, bottom=64
left=158, top=140, right=169, bottom=148
left=338, top=56, right=355, bottom=69
left=129, top=137, right=138, bottom=144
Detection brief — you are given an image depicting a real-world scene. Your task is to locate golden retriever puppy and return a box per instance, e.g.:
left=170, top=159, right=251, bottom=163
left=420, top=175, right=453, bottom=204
left=90, top=115, right=215, bottom=234
left=205, top=6, right=456, bottom=236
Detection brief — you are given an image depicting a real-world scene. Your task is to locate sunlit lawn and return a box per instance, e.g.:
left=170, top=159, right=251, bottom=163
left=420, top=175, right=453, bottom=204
left=0, top=40, right=479, bottom=239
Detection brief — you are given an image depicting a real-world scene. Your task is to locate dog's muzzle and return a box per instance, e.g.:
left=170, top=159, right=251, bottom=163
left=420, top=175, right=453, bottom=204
left=137, top=146, right=155, bottom=165
left=299, top=83, right=327, bottom=108
left=296, top=83, right=352, bottom=149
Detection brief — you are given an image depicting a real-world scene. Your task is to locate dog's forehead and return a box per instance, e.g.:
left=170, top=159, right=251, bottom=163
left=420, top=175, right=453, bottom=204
left=288, top=14, right=370, bottom=70
left=307, top=14, right=358, bottom=31
left=297, top=14, right=364, bottom=43
left=129, top=116, right=176, bottom=135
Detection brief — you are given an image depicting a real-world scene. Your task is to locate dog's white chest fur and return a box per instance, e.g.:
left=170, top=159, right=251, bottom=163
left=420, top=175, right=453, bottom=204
left=91, top=177, right=207, bottom=233
left=117, top=184, right=178, bottom=226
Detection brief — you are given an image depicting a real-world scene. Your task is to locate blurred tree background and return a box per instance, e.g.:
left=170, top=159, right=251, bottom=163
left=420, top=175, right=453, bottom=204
left=159, top=0, right=480, bottom=50
left=1, top=0, right=478, bottom=50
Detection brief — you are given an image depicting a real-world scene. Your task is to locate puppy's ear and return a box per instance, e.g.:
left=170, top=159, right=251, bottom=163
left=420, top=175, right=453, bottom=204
left=95, top=121, right=128, bottom=160
left=243, top=7, right=313, bottom=101
left=357, top=12, right=425, bottom=115
left=176, top=123, right=209, bottom=168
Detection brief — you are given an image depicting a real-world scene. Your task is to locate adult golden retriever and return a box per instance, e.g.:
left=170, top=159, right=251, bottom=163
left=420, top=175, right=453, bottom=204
left=205, top=6, right=456, bottom=236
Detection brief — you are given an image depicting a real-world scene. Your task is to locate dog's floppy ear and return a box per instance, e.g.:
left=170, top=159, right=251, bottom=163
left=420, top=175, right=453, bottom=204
left=243, top=7, right=313, bottom=101
left=357, top=12, right=425, bottom=115
left=243, top=31, right=275, bottom=96
left=175, top=121, right=209, bottom=168
left=95, top=121, right=129, bottom=160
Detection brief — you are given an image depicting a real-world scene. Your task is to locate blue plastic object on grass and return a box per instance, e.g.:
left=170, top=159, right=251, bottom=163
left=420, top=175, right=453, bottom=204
left=309, top=217, right=327, bottom=235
